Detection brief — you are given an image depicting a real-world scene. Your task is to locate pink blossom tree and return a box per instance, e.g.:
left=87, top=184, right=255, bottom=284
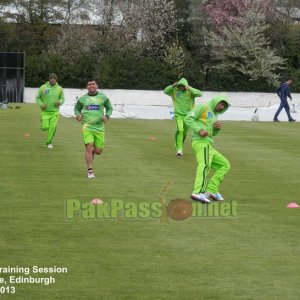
left=202, top=0, right=285, bottom=86
left=203, top=0, right=275, bottom=28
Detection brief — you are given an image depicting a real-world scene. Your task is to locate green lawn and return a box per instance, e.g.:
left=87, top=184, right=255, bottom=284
left=0, top=104, right=299, bottom=299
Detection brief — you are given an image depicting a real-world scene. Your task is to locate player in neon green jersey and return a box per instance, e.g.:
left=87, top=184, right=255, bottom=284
left=74, top=79, right=113, bottom=179
left=185, top=94, right=230, bottom=203
left=36, top=73, right=65, bottom=148
left=164, top=78, right=202, bottom=157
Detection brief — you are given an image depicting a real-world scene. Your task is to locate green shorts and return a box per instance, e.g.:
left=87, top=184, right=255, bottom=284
left=83, top=131, right=105, bottom=149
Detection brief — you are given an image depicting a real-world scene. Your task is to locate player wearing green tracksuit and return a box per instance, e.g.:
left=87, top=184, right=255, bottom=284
left=36, top=73, right=65, bottom=148
left=74, top=79, right=113, bottom=179
left=164, top=78, right=202, bottom=157
left=185, top=94, right=230, bottom=203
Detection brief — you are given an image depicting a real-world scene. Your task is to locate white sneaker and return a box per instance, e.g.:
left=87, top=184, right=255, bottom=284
left=191, top=193, right=211, bottom=203
left=176, top=150, right=183, bottom=157
left=207, top=192, right=224, bottom=201
left=87, top=171, right=95, bottom=179
left=47, top=143, right=53, bottom=149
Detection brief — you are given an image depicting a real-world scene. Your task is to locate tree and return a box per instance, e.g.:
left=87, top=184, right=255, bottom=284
left=203, top=0, right=285, bottom=87
left=1, top=0, right=61, bottom=52
left=163, top=39, right=186, bottom=79
left=124, top=0, right=179, bottom=57
left=203, top=0, right=275, bottom=27
left=39, top=0, right=182, bottom=87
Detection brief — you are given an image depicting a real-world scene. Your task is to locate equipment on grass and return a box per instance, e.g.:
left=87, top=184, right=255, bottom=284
left=169, top=109, right=175, bottom=119
left=251, top=107, right=259, bottom=121
left=0, top=98, right=8, bottom=109
left=91, top=199, right=104, bottom=205
left=290, top=101, right=297, bottom=113
left=287, top=202, right=299, bottom=208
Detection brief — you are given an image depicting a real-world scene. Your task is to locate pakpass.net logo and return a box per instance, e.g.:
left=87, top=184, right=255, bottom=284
left=65, top=198, right=237, bottom=222
left=65, top=182, right=237, bottom=222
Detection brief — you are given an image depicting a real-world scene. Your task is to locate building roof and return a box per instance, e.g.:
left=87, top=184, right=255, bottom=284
left=276, top=6, right=300, bottom=21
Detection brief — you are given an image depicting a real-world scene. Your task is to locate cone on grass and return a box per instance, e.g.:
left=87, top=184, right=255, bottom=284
left=91, top=199, right=104, bottom=205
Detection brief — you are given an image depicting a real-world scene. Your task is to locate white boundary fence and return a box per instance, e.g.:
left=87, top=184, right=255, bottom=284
left=23, top=88, right=300, bottom=121
left=24, top=87, right=300, bottom=107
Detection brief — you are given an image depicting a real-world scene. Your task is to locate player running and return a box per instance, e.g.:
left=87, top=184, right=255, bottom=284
left=36, top=73, right=65, bottom=148
left=74, top=79, right=113, bottom=179
left=164, top=78, right=202, bottom=157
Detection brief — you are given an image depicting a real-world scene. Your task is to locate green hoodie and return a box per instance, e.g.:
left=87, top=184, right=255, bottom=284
left=36, top=82, right=65, bottom=112
left=184, top=94, right=229, bottom=144
left=163, top=78, right=202, bottom=116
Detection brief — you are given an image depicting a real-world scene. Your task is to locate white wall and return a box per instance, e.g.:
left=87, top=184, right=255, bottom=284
left=25, top=87, right=299, bottom=107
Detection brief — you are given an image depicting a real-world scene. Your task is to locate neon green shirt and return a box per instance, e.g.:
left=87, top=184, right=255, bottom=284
left=184, top=94, right=229, bottom=144
left=35, top=82, right=65, bottom=112
left=164, top=78, right=202, bottom=116
left=74, top=92, right=113, bottom=132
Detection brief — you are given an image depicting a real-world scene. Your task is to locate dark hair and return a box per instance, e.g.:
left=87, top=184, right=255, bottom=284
left=87, top=79, right=97, bottom=84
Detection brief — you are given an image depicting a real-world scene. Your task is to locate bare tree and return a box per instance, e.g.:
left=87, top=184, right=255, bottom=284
left=47, top=25, right=98, bottom=64
left=80, top=0, right=181, bottom=58
left=163, top=38, right=186, bottom=78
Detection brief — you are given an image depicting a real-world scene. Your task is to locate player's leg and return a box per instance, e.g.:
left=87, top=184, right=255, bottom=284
left=182, top=118, right=189, bottom=144
left=174, top=115, right=184, bottom=156
left=93, top=132, right=105, bottom=157
left=83, top=131, right=95, bottom=178
left=46, top=112, right=59, bottom=146
left=206, top=148, right=230, bottom=201
left=85, top=143, right=94, bottom=168
left=41, top=112, right=50, bottom=131
left=190, top=141, right=211, bottom=203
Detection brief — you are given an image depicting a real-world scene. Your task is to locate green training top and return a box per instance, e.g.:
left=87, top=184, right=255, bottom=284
left=163, top=78, right=202, bottom=116
left=74, top=92, right=113, bottom=132
left=184, top=94, right=229, bottom=144
left=36, top=82, right=65, bottom=112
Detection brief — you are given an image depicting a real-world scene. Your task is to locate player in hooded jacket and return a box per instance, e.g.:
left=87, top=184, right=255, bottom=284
left=185, top=94, right=230, bottom=203
left=164, top=78, right=202, bottom=157
left=36, top=73, right=65, bottom=148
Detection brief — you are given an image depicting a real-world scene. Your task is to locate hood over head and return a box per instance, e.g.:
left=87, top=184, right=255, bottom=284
left=177, top=78, right=189, bottom=87
left=49, top=73, right=57, bottom=80
left=208, top=93, right=230, bottom=114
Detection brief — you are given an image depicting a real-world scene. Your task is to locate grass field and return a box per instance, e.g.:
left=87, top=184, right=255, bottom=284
left=0, top=104, right=300, bottom=300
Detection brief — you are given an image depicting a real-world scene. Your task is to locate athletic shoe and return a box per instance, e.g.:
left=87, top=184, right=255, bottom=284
left=273, top=119, right=280, bottom=122
left=191, top=193, right=211, bottom=203
left=87, top=171, right=95, bottom=179
left=207, top=192, right=224, bottom=201
left=47, top=143, right=54, bottom=149
left=176, top=151, right=183, bottom=157
left=289, top=119, right=296, bottom=122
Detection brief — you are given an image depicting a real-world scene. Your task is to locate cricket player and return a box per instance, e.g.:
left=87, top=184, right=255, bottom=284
left=185, top=94, right=230, bottom=203
left=36, top=73, right=65, bottom=148
left=164, top=78, right=202, bottom=157
left=74, top=79, right=113, bottom=179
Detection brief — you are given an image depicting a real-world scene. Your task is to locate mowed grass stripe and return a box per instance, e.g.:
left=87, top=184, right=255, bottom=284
left=0, top=104, right=299, bottom=300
